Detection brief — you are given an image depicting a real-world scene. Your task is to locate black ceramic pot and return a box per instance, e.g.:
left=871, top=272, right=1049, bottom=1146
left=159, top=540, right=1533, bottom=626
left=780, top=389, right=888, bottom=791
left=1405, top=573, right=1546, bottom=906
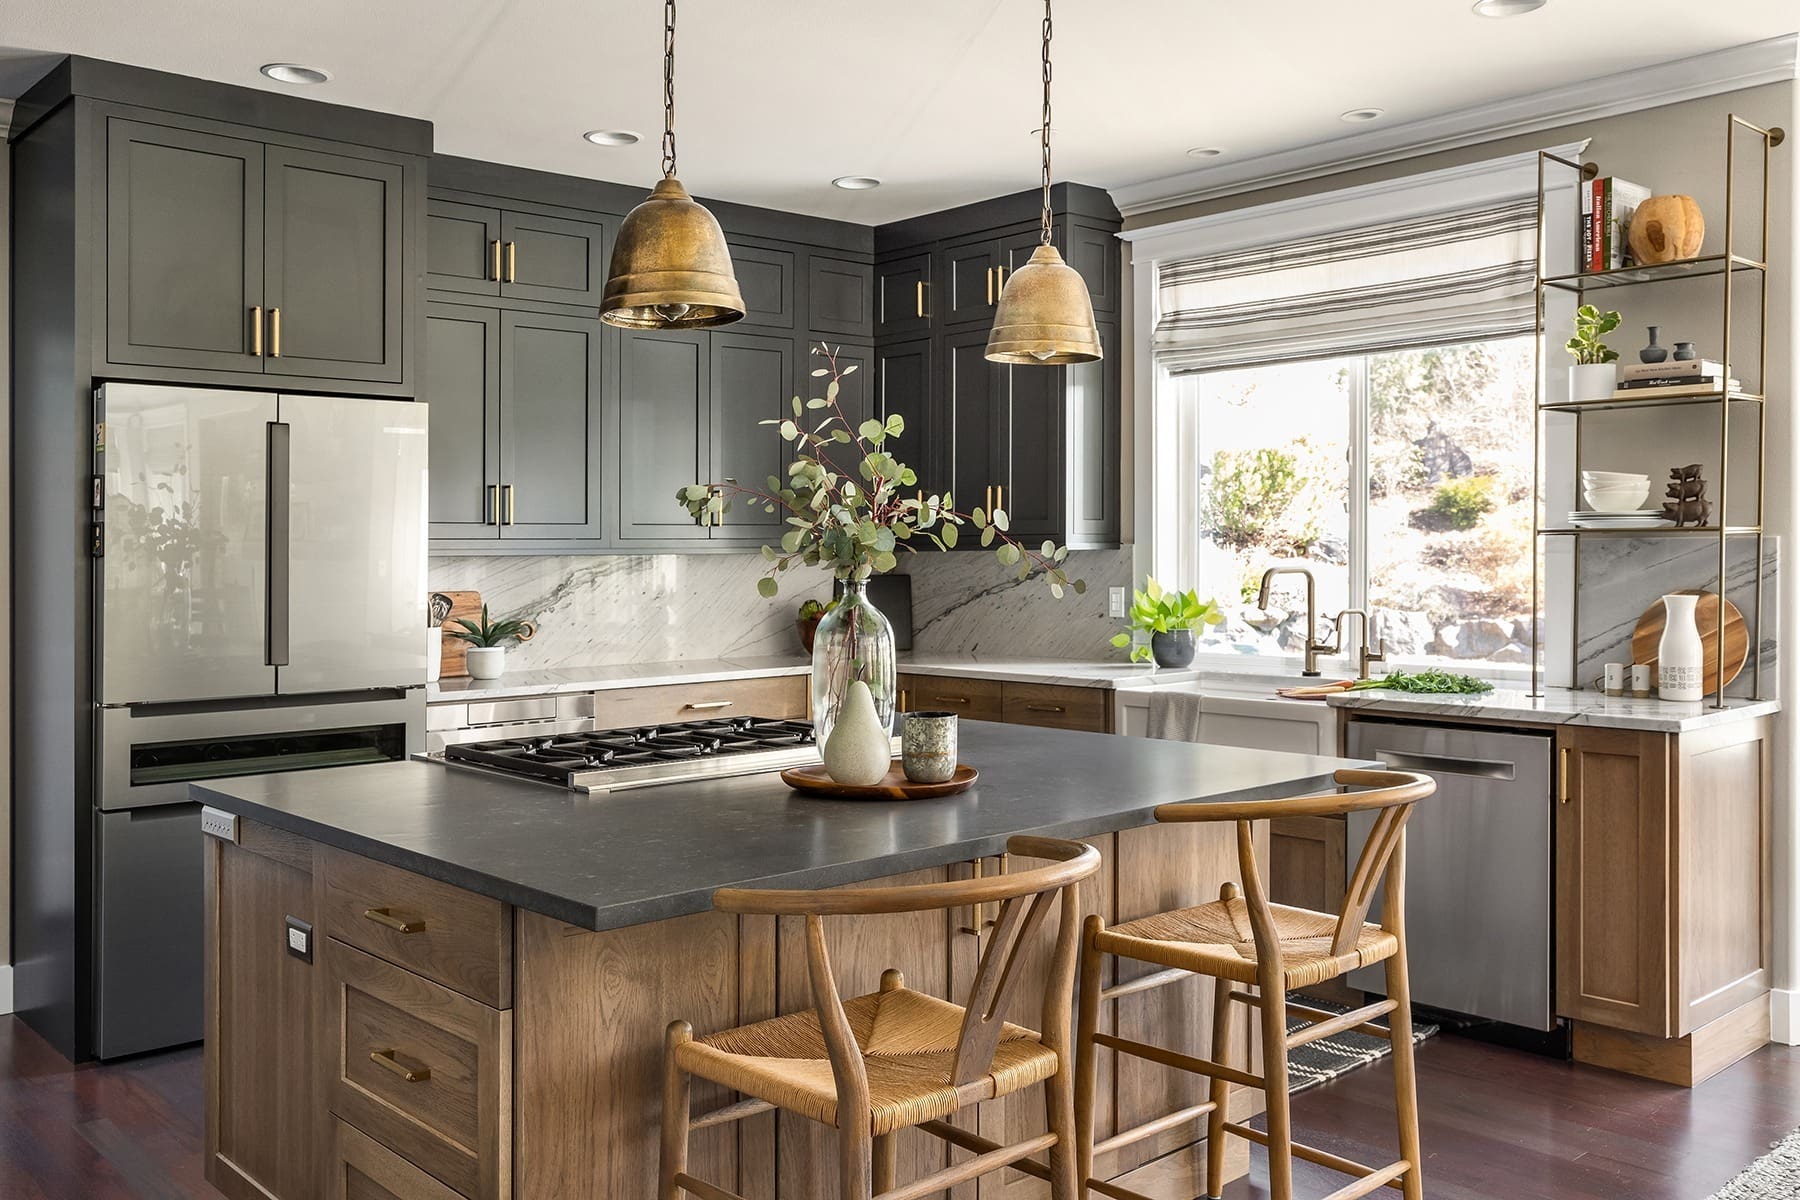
left=1150, top=628, right=1197, bottom=669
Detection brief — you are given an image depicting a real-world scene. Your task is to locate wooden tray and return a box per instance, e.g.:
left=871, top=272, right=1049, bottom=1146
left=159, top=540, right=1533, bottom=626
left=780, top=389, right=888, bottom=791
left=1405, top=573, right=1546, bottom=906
left=780, top=762, right=978, bottom=800
left=1630, top=591, right=1747, bottom=694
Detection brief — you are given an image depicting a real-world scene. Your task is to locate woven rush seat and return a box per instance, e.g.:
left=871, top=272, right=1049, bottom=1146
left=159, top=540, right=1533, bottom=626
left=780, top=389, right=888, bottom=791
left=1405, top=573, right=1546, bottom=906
left=1097, top=897, right=1399, bottom=990
left=678, top=985, right=1061, bottom=1135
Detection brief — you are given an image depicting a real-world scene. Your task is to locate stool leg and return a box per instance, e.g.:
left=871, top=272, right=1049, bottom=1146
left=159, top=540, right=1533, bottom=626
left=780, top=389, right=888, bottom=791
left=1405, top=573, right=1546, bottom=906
left=872, top=1134, right=896, bottom=1195
left=1045, top=1047, right=1082, bottom=1200
left=1385, top=943, right=1425, bottom=1200
left=1256, top=978, right=1294, bottom=1200
left=1203, top=974, right=1233, bottom=1200
left=660, top=1020, right=693, bottom=1200
left=1074, top=915, right=1105, bottom=1190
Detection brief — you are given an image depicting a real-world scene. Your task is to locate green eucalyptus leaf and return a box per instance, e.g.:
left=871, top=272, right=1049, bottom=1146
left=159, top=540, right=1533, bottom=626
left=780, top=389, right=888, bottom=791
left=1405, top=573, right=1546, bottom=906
left=757, top=577, right=779, bottom=598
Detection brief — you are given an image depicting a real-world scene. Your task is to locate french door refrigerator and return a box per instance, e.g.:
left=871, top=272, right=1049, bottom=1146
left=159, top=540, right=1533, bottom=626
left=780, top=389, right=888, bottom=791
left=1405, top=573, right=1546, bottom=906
left=84, top=383, right=428, bottom=1058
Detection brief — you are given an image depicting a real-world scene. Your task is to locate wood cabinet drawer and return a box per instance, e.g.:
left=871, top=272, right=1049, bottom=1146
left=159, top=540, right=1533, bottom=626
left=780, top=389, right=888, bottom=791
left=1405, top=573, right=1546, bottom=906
left=1002, top=682, right=1109, bottom=732
left=899, top=674, right=1005, bottom=722
left=324, top=848, right=513, bottom=1008
left=332, top=1119, right=467, bottom=1200
left=326, top=940, right=511, bottom=1200
left=595, top=675, right=808, bottom=726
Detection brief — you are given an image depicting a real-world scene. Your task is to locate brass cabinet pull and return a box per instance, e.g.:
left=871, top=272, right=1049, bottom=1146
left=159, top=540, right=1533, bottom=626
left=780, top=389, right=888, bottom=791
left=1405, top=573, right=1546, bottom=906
left=485, top=484, right=499, bottom=525
left=369, top=1049, right=430, bottom=1083
left=506, top=241, right=517, bottom=282
left=269, top=307, right=282, bottom=357
left=1558, top=747, right=1571, bottom=804
left=958, top=858, right=997, bottom=936
left=934, top=695, right=972, bottom=706
left=683, top=700, right=734, bottom=711
left=1025, top=704, right=1066, bottom=713
left=915, top=280, right=927, bottom=319
left=995, top=264, right=1006, bottom=293
left=490, top=239, right=502, bottom=281
left=250, top=306, right=264, bottom=356
left=995, top=485, right=1004, bottom=512
left=985, top=266, right=994, bottom=306
left=362, top=907, right=425, bottom=935
left=986, top=485, right=994, bottom=513
left=503, top=484, right=515, bottom=525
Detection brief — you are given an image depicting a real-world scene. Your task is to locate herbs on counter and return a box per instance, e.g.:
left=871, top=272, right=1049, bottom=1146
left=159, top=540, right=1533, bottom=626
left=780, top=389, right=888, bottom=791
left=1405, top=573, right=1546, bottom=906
left=1351, top=669, right=1494, bottom=694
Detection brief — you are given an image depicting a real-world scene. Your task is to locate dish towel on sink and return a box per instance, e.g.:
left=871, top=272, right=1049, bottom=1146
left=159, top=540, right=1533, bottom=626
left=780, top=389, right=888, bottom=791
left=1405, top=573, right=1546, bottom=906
left=1146, top=689, right=1205, bottom=742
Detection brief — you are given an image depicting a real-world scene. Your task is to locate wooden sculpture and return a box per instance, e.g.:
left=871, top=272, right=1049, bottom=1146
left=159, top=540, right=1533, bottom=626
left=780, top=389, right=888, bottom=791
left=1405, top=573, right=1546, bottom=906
left=1628, top=195, right=1705, bottom=265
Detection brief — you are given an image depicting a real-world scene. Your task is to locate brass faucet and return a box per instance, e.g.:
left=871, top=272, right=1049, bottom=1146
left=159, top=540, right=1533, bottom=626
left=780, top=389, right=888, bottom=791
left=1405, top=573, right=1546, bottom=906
left=1331, top=608, right=1389, bottom=681
left=1255, top=566, right=1334, bottom=677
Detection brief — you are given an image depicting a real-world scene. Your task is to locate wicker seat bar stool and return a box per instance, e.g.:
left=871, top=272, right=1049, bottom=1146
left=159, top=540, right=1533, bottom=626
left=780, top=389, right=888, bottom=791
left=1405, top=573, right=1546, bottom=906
left=658, top=835, right=1102, bottom=1200
left=1073, top=768, right=1435, bottom=1200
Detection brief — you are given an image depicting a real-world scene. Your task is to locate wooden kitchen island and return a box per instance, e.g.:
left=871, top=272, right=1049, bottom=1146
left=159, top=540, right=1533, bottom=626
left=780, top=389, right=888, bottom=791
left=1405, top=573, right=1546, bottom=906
left=195, top=722, right=1363, bottom=1200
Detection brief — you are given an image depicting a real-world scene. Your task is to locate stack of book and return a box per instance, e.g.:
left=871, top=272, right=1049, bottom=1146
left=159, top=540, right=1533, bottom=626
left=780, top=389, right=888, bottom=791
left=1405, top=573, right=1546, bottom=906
left=1579, top=175, right=1651, bottom=271
left=1614, top=359, right=1741, bottom=398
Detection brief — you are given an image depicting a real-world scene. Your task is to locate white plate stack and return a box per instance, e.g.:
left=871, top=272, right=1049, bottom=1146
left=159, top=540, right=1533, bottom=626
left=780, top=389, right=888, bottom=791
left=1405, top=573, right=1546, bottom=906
left=1574, top=471, right=1669, bottom=528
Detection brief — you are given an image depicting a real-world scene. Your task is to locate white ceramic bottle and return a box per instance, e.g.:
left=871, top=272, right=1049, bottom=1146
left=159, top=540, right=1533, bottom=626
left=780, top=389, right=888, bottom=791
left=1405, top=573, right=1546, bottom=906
left=822, top=680, right=892, bottom=786
left=1657, top=593, right=1704, bottom=702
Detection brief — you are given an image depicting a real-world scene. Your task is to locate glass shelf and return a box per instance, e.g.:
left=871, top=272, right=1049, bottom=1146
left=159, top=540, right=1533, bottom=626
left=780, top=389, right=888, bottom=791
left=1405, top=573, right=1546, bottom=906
left=1540, top=253, right=1766, bottom=291
left=1537, top=525, right=1763, bottom=537
left=1539, top=389, right=1764, bottom=414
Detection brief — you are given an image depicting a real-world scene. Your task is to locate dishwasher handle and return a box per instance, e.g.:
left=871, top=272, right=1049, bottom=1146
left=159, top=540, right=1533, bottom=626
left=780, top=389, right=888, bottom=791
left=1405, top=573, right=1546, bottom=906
left=1374, top=749, right=1516, bottom=781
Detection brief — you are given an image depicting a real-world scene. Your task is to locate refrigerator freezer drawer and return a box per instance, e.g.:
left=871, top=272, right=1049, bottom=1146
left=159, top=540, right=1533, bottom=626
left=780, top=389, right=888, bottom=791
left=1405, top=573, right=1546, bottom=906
left=94, top=805, right=205, bottom=1058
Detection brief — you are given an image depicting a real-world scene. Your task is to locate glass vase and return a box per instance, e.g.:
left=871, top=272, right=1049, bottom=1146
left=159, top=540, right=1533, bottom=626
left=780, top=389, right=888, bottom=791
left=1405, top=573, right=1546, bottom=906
left=810, top=579, right=897, bottom=748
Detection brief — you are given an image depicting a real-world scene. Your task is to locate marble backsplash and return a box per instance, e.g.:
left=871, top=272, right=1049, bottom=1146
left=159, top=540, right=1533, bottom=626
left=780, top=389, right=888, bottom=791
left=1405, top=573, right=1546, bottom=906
left=897, top=547, right=1135, bottom=660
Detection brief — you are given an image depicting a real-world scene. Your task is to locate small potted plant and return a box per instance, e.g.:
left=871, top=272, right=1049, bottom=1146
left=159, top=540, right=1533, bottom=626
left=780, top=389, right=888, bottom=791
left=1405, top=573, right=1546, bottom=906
left=445, top=604, right=533, bottom=680
left=1110, top=578, right=1224, bottom=668
left=796, top=596, right=832, bottom=655
left=1567, top=304, right=1622, bottom=403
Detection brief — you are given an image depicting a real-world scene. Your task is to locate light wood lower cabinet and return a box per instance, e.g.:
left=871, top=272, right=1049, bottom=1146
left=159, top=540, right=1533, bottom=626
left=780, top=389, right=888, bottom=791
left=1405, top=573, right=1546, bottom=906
left=331, top=1120, right=467, bottom=1200
left=900, top=674, right=1111, bottom=734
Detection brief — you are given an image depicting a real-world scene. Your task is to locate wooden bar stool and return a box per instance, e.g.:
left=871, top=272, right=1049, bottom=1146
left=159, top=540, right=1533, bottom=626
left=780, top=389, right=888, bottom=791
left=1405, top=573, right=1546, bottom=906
left=659, top=835, right=1101, bottom=1200
left=1073, top=768, right=1434, bottom=1200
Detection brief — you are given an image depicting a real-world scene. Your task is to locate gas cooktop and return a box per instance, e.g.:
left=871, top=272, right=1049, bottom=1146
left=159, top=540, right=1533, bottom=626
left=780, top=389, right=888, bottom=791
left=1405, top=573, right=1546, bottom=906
left=440, top=716, right=829, bottom=793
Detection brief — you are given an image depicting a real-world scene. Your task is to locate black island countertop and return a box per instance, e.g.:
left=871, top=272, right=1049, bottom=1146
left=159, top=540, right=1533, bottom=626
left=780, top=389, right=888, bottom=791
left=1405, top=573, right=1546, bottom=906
left=192, top=722, right=1367, bottom=931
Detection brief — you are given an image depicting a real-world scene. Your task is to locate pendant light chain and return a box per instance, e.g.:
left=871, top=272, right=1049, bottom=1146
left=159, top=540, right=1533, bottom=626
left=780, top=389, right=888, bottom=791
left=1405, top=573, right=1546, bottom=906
left=661, top=0, right=678, bottom=178
left=1039, top=0, right=1054, bottom=245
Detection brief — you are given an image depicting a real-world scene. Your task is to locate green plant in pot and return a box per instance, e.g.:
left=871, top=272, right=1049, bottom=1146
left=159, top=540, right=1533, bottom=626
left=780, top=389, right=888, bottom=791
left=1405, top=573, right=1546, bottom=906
left=1110, top=578, right=1224, bottom=668
left=796, top=596, right=832, bottom=655
left=1566, top=304, right=1622, bottom=403
left=445, top=604, right=533, bottom=680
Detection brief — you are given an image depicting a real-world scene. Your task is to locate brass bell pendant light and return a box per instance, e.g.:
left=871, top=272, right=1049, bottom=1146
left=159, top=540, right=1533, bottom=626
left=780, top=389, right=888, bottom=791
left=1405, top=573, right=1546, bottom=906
left=601, top=0, right=745, bottom=329
left=986, top=0, right=1102, bottom=364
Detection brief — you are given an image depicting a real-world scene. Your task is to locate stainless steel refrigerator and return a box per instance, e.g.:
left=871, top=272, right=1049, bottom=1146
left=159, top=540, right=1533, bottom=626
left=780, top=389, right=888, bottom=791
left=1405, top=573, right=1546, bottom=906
left=84, top=383, right=428, bottom=1057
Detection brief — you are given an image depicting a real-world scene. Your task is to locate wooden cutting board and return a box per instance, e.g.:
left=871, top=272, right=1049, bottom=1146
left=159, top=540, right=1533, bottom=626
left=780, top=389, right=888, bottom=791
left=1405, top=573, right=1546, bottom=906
left=432, top=590, right=483, bottom=678
left=1629, top=591, right=1747, bottom=693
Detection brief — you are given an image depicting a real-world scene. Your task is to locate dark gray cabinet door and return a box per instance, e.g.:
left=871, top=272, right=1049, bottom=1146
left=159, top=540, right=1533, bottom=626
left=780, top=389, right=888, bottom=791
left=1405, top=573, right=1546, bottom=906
left=875, top=252, right=932, bottom=338
left=710, top=332, right=795, bottom=542
left=1066, top=319, right=1121, bottom=545
left=501, top=211, right=609, bottom=307
left=729, top=243, right=796, bottom=330
left=808, top=256, right=873, bottom=337
left=498, top=311, right=606, bottom=540
left=820, top=343, right=876, bottom=443
left=104, top=119, right=264, bottom=372
left=617, top=329, right=712, bottom=542
left=427, top=200, right=501, bottom=296
left=1000, top=357, right=1063, bottom=544
left=1066, top=219, right=1121, bottom=315
left=941, top=329, right=1006, bottom=516
left=939, top=235, right=1003, bottom=327
left=263, top=146, right=405, bottom=383
left=877, top=338, right=934, bottom=493
left=425, top=303, right=501, bottom=539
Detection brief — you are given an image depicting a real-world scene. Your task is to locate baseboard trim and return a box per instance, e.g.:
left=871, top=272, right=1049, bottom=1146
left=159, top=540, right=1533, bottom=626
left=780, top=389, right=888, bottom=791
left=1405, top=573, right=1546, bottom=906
left=1774, top=989, right=1798, bottom=1046
left=0, top=965, right=13, bottom=1016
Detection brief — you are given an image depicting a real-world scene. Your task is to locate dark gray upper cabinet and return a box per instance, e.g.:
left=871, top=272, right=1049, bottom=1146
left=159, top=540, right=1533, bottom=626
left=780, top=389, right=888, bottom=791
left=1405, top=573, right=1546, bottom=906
left=1066, top=219, right=1122, bottom=315
left=819, top=343, right=875, bottom=443
left=808, top=257, right=874, bottom=337
left=616, top=329, right=712, bottom=543
left=501, top=211, right=610, bottom=307
left=425, top=303, right=501, bottom=539
left=729, top=243, right=796, bottom=330
left=940, top=235, right=1005, bottom=327
left=709, top=332, right=794, bottom=542
left=940, top=330, right=1006, bottom=514
left=263, top=146, right=405, bottom=383
left=875, top=252, right=932, bottom=338
left=426, top=200, right=502, bottom=296
left=499, top=310, right=606, bottom=540
left=877, top=338, right=934, bottom=493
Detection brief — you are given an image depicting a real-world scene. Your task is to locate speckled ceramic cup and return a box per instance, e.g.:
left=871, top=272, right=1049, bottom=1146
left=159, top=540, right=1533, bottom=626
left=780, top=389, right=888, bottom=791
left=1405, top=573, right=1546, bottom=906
left=901, top=711, right=959, bottom=784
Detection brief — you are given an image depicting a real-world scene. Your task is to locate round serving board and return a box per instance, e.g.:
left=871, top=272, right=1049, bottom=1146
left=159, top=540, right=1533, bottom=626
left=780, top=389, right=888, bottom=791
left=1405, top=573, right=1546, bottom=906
left=1629, top=591, right=1747, bottom=694
left=780, top=761, right=978, bottom=800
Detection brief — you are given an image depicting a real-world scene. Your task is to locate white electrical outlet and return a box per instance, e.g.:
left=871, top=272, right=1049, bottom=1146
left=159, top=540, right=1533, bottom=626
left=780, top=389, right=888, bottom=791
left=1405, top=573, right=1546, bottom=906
left=1108, top=586, right=1127, bottom=618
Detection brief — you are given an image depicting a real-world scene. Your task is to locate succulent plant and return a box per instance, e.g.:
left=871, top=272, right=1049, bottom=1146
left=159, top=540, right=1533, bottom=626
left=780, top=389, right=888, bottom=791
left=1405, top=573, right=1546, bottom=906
left=444, top=604, right=531, bottom=649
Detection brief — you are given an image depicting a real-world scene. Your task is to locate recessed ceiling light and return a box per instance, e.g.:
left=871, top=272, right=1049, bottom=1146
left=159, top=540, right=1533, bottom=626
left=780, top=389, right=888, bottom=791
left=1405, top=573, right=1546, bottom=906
left=1340, top=107, right=1386, bottom=123
left=1472, top=0, right=1547, bottom=16
left=583, top=129, right=641, bottom=147
left=260, top=63, right=331, bottom=85
left=832, top=176, right=882, bottom=191
left=1186, top=147, right=1224, bottom=159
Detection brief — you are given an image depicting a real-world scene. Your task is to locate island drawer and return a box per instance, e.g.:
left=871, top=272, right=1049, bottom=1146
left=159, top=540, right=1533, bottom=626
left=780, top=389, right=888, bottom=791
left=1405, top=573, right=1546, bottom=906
left=595, top=674, right=808, bottom=725
left=899, top=673, right=1005, bottom=722
left=326, top=940, right=512, bottom=1200
left=323, top=847, right=513, bottom=1008
left=1003, top=682, right=1109, bottom=732
left=331, top=1118, right=466, bottom=1200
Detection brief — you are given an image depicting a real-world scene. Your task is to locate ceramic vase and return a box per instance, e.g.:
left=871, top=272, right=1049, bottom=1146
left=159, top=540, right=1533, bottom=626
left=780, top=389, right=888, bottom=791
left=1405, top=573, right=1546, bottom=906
left=822, top=680, right=892, bottom=785
left=1657, top=593, right=1704, bottom=702
left=1150, top=628, right=1196, bottom=669
left=810, top=579, right=897, bottom=747
left=1673, top=341, right=1698, bottom=361
left=1639, top=326, right=1667, bottom=363
left=1569, top=362, right=1616, bottom=403
left=465, top=646, right=506, bottom=680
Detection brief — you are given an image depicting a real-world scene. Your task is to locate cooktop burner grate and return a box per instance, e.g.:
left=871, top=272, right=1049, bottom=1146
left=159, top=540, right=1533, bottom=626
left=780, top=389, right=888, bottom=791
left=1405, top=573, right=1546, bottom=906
left=443, top=716, right=819, bottom=788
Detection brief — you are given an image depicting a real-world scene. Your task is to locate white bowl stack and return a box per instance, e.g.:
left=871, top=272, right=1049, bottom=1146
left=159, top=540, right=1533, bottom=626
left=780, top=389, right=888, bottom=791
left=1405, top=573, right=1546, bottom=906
left=1573, top=471, right=1667, bottom=527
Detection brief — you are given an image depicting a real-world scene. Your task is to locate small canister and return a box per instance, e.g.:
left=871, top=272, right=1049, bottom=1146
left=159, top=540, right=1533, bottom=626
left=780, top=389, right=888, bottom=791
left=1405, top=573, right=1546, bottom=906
left=1629, top=663, right=1653, bottom=698
left=901, top=711, right=959, bottom=784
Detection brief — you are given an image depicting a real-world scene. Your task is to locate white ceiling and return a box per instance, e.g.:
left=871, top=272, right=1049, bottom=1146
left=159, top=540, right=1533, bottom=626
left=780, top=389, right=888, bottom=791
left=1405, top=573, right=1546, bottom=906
left=2, top=1, right=1797, bottom=224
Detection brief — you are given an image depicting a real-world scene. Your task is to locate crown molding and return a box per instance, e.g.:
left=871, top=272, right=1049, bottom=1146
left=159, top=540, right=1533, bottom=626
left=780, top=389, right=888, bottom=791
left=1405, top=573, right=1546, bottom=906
left=1112, top=34, right=1798, bottom=219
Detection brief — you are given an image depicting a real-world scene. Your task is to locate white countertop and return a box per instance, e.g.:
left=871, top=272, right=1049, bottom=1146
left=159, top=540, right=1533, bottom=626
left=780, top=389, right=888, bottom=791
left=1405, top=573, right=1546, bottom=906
left=1326, top=686, right=1779, bottom=733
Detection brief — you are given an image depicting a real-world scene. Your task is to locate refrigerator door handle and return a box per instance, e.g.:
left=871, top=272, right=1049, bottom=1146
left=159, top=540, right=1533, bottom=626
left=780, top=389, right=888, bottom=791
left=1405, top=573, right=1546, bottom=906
left=267, top=421, right=291, bottom=667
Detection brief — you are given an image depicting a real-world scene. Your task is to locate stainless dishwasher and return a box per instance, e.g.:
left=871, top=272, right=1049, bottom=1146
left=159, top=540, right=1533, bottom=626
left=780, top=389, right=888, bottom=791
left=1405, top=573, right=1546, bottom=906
left=1345, top=719, right=1555, bottom=1031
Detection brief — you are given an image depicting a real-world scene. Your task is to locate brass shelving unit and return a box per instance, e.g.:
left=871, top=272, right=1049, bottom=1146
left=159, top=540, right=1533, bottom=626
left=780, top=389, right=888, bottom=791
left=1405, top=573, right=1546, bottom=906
left=1530, top=116, right=1785, bottom=706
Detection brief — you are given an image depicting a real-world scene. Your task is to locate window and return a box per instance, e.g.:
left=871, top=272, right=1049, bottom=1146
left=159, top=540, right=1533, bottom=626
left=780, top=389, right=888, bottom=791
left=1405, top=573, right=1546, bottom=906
left=1175, top=335, right=1535, bottom=668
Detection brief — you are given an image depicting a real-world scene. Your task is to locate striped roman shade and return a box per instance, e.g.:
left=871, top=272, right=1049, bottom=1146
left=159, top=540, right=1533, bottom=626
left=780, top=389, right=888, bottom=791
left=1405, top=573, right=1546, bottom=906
left=1154, top=198, right=1538, bottom=370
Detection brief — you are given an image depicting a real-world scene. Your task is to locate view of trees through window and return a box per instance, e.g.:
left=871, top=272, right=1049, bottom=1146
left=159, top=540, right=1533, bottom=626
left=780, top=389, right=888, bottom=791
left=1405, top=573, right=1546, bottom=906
left=1184, top=335, right=1536, bottom=668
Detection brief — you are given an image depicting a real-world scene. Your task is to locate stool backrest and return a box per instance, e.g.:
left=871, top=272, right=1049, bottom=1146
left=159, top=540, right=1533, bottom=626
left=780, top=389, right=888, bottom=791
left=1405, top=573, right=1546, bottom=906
left=714, top=835, right=1101, bottom=1089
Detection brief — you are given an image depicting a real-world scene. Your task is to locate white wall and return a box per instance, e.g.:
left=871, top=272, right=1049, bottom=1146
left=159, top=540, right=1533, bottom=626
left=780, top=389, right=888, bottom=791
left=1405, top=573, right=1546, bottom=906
left=1, top=96, right=14, bottom=1013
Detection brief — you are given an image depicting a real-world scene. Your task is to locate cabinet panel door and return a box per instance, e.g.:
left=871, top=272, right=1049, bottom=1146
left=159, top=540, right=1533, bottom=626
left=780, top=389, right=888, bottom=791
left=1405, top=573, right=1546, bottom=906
left=942, top=329, right=1006, bottom=518
left=1001, top=359, right=1063, bottom=543
left=818, top=343, right=875, bottom=444
left=875, top=252, right=932, bottom=338
left=425, top=304, right=501, bottom=538
left=710, top=332, right=794, bottom=542
left=105, top=118, right=264, bottom=372
left=426, top=200, right=501, bottom=296
left=263, top=146, right=405, bottom=382
left=940, top=236, right=1002, bottom=326
left=1065, top=320, right=1120, bottom=545
left=499, top=310, right=606, bottom=540
left=807, top=255, right=873, bottom=336
left=501, top=210, right=609, bottom=306
left=1066, top=220, right=1121, bottom=314
left=617, top=329, right=711, bottom=542
left=729, top=243, right=797, bottom=330
left=877, top=338, right=935, bottom=494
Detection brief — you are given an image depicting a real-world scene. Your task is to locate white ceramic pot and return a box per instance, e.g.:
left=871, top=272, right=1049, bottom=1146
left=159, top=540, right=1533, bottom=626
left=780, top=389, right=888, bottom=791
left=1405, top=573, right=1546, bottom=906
left=1657, top=593, right=1704, bottom=702
left=465, top=646, right=507, bottom=680
left=1569, top=362, right=1617, bottom=403
left=426, top=627, right=444, bottom=683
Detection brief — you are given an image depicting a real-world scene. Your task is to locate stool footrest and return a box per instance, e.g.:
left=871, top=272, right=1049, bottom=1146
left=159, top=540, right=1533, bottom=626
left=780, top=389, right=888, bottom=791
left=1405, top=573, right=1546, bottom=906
left=1094, top=1031, right=1264, bottom=1089
left=690, top=1096, right=775, bottom=1130
left=882, top=1130, right=1057, bottom=1200
left=1092, top=1099, right=1217, bottom=1156
left=1220, top=1122, right=1409, bottom=1192
left=1098, top=966, right=1191, bottom=1002
left=1285, top=999, right=1399, bottom=1051
left=673, top=1172, right=747, bottom=1200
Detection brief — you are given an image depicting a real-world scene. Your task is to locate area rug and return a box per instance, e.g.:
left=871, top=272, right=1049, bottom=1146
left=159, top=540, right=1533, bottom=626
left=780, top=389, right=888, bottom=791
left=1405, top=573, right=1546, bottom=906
left=1707, top=1127, right=1800, bottom=1199
left=1284, top=995, right=1439, bottom=1096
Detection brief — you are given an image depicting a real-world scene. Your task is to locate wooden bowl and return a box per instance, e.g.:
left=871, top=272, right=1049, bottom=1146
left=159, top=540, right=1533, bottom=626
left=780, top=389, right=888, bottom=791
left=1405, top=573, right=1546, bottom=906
left=780, top=761, right=978, bottom=800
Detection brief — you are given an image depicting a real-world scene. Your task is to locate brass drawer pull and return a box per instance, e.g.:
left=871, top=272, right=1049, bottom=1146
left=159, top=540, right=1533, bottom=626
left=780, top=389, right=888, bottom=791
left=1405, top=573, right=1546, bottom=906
left=363, top=907, right=426, bottom=935
left=683, top=700, right=734, bottom=711
left=1558, top=747, right=1571, bottom=804
left=369, top=1048, right=430, bottom=1083
left=250, top=306, right=263, bottom=356
left=934, top=695, right=972, bottom=706
left=1025, top=704, right=1067, bottom=713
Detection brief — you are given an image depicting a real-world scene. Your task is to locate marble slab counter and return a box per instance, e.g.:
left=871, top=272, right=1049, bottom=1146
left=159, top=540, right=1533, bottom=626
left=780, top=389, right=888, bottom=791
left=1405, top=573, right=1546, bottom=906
left=1327, top=685, right=1779, bottom=733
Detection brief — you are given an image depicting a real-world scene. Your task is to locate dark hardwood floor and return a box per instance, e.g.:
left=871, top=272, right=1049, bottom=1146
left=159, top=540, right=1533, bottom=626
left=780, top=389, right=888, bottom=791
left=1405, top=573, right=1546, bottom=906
left=3, top=1015, right=1796, bottom=1199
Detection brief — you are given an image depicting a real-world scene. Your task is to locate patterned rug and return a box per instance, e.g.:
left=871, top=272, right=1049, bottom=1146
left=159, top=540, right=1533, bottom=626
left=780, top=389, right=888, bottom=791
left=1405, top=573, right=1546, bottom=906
left=1285, top=996, right=1439, bottom=1096
left=1708, top=1127, right=1800, bottom=1199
